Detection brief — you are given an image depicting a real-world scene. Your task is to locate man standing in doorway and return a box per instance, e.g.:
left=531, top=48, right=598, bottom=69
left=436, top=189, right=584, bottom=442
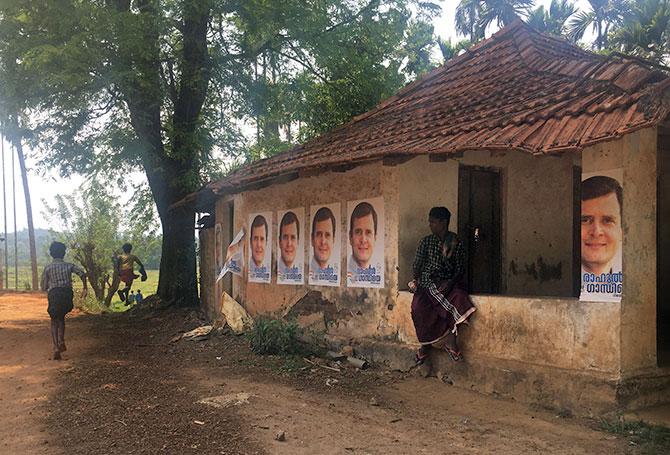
left=410, top=207, right=476, bottom=365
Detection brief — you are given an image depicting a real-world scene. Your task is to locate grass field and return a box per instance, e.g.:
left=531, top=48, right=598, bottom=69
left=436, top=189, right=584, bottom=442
left=2, top=265, right=159, bottom=313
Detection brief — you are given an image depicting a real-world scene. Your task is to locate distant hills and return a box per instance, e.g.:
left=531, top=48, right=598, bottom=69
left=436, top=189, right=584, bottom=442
left=0, top=229, right=161, bottom=269
left=1, top=228, right=54, bottom=267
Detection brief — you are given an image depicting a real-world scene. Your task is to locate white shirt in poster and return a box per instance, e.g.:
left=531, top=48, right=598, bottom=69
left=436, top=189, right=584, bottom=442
left=579, top=169, right=623, bottom=302
left=346, top=197, right=384, bottom=288
left=276, top=208, right=305, bottom=285
left=248, top=212, right=272, bottom=284
left=308, top=203, right=341, bottom=287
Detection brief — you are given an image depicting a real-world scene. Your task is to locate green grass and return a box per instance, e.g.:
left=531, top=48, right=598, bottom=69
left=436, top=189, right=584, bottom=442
left=247, top=317, right=306, bottom=356
left=105, top=269, right=159, bottom=312
left=0, top=265, right=159, bottom=313
left=599, top=417, right=670, bottom=454
left=0, top=264, right=45, bottom=291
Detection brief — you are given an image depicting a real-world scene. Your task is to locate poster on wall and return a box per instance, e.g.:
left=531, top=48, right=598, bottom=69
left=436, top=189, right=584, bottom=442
left=346, top=197, right=385, bottom=288
left=248, top=212, right=272, bottom=283
left=308, top=203, right=341, bottom=286
left=580, top=169, right=623, bottom=302
left=216, top=228, right=245, bottom=282
left=276, top=208, right=305, bottom=285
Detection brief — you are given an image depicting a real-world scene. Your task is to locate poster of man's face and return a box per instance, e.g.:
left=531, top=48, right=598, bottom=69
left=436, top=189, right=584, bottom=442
left=347, top=197, right=384, bottom=288
left=248, top=212, right=272, bottom=283
left=580, top=170, right=623, bottom=302
left=308, top=203, right=341, bottom=286
left=277, top=208, right=305, bottom=285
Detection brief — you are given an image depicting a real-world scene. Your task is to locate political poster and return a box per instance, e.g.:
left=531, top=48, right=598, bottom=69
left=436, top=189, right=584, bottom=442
left=308, top=203, right=341, bottom=286
left=248, top=212, right=272, bottom=283
left=216, top=228, right=245, bottom=282
left=346, top=197, right=384, bottom=288
left=579, top=169, right=623, bottom=302
left=276, top=208, right=305, bottom=285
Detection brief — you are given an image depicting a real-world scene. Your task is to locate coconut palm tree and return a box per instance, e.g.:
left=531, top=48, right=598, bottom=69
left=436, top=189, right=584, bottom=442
left=438, top=38, right=472, bottom=62
left=609, top=0, right=670, bottom=63
left=479, top=0, right=536, bottom=31
left=568, top=0, right=632, bottom=50
left=527, top=0, right=577, bottom=36
left=456, top=0, right=485, bottom=42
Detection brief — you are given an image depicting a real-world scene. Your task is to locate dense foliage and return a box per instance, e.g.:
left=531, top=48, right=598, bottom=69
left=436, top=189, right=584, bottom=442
left=453, top=1, right=670, bottom=64
left=0, top=1, right=667, bottom=305
left=0, top=0, right=441, bottom=305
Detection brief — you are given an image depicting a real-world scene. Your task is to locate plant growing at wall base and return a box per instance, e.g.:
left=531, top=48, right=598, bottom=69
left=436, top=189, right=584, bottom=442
left=247, top=317, right=306, bottom=356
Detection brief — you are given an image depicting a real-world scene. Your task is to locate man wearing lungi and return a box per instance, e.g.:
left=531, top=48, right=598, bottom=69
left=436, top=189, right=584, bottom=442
left=410, top=207, right=476, bottom=364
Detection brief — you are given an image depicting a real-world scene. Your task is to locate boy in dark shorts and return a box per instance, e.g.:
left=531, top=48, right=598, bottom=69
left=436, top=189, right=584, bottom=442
left=116, top=243, right=147, bottom=303
left=40, top=241, right=88, bottom=360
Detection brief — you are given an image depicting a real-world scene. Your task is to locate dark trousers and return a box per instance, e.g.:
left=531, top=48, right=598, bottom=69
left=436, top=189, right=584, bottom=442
left=48, top=287, right=73, bottom=352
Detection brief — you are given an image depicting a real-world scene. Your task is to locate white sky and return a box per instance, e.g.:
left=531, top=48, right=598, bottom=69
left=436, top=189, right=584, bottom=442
left=2, top=0, right=594, bottom=233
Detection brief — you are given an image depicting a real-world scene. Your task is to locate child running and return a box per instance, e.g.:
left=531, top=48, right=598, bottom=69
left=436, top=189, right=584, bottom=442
left=116, top=243, right=147, bottom=302
left=40, top=241, right=88, bottom=360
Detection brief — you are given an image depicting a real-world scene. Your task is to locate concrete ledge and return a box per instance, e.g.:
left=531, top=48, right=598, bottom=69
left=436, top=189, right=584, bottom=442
left=324, top=335, right=417, bottom=372
left=323, top=335, right=670, bottom=417
left=617, top=369, right=670, bottom=410
left=430, top=351, right=620, bottom=417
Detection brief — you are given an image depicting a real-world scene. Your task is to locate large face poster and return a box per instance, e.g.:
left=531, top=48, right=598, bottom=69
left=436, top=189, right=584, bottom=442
left=308, top=203, right=341, bottom=286
left=276, top=208, right=305, bottom=285
left=580, top=169, right=623, bottom=302
left=248, top=212, right=272, bottom=283
left=214, top=223, right=223, bottom=272
left=346, top=197, right=384, bottom=288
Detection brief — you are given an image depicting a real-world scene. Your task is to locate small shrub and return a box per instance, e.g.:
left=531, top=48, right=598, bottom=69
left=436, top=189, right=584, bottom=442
left=599, top=416, right=670, bottom=453
left=247, top=317, right=305, bottom=356
left=73, top=292, right=106, bottom=314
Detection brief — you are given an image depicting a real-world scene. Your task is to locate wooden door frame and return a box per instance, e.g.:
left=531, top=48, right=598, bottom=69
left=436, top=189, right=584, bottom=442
left=457, top=164, right=502, bottom=294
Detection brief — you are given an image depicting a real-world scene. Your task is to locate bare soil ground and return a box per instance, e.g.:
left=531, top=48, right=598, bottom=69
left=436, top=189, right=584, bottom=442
left=1, top=291, right=666, bottom=454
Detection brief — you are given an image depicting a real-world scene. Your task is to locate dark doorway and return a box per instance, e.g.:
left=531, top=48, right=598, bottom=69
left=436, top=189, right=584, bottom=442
left=658, top=131, right=670, bottom=366
left=458, top=165, right=502, bottom=294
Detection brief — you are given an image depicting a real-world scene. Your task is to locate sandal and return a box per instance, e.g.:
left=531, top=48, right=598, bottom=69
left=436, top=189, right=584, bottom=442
left=415, top=349, right=429, bottom=366
left=444, top=345, right=463, bottom=362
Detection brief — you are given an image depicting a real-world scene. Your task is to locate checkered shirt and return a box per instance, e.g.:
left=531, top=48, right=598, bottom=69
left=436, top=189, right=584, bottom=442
left=41, top=259, right=86, bottom=292
left=412, top=232, right=465, bottom=289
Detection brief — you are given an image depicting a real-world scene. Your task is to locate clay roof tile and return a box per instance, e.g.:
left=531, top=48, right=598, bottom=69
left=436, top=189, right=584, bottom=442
left=183, top=20, right=670, bottom=204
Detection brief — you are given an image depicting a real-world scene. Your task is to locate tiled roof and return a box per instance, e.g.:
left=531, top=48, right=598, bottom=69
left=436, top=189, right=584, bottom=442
left=187, top=20, right=670, bottom=207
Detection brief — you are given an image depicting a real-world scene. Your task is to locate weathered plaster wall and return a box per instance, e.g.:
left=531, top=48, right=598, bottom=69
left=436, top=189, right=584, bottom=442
left=397, top=156, right=458, bottom=288
left=198, top=127, right=666, bottom=412
left=583, top=128, right=658, bottom=374
left=397, top=150, right=575, bottom=296
left=461, top=150, right=575, bottom=296
left=221, top=162, right=402, bottom=341
left=395, top=291, right=620, bottom=373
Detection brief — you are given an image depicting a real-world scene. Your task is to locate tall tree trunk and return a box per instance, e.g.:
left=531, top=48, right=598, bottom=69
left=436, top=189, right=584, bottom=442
left=157, top=203, right=198, bottom=307
left=13, top=138, right=38, bottom=290
left=116, top=0, right=210, bottom=307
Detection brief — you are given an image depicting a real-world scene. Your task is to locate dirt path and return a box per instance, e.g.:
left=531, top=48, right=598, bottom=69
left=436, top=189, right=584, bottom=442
left=1, top=292, right=664, bottom=454
left=0, top=291, right=70, bottom=454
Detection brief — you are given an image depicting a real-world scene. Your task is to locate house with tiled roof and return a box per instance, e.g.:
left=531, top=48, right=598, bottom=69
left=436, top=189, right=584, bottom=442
left=188, top=20, right=670, bottom=414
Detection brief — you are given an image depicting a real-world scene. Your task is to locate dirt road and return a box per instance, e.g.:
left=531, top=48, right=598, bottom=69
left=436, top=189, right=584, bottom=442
left=0, top=291, right=663, bottom=454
